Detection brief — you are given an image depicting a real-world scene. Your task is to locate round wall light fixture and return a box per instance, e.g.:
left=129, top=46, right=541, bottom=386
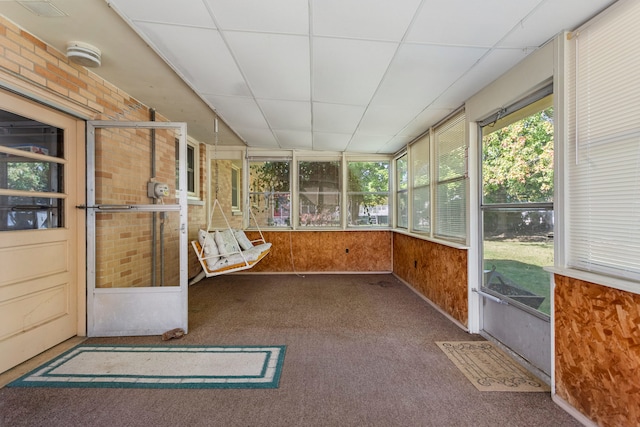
left=66, top=41, right=101, bottom=68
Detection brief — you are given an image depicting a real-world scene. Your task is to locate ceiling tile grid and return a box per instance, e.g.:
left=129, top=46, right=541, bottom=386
left=6, top=0, right=613, bottom=153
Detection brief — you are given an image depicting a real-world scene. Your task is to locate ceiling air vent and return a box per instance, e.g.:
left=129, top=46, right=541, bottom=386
left=17, top=1, right=67, bottom=17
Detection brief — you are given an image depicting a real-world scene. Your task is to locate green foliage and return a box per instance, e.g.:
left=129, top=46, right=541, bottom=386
left=482, top=108, right=554, bottom=204
left=8, top=161, right=50, bottom=192
left=348, top=161, right=389, bottom=193
left=249, top=161, right=290, bottom=193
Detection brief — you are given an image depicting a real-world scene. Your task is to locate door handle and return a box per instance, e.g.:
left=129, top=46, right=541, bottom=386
left=76, top=204, right=134, bottom=210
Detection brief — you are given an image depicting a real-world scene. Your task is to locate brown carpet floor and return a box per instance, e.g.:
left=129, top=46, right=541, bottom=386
left=0, top=274, right=580, bottom=427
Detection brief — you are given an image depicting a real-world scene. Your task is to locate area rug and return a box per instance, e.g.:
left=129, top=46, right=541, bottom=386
left=8, top=344, right=286, bottom=389
left=436, top=341, right=549, bottom=392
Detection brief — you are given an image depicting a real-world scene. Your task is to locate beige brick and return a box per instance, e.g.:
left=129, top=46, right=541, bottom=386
left=19, top=30, right=46, bottom=51
left=7, top=49, right=34, bottom=71
left=46, top=79, right=69, bottom=97
left=19, top=47, right=46, bottom=68
left=0, top=55, right=19, bottom=73
left=20, top=67, right=46, bottom=86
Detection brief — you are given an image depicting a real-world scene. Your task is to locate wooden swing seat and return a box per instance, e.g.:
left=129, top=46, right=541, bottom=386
left=191, top=239, right=271, bottom=276
left=190, top=199, right=271, bottom=279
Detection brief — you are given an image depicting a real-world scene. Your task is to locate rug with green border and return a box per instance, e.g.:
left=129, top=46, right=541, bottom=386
left=8, top=344, right=286, bottom=389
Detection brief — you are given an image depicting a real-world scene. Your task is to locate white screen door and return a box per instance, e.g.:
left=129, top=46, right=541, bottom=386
left=86, top=121, right=187, bottom=337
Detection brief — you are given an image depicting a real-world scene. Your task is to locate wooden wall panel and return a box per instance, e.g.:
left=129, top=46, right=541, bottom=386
left=244, top=231, right=392, bottom=273
left=555, top=275, right=640, bottom=427
left=392, top=233, right=468, bottom=326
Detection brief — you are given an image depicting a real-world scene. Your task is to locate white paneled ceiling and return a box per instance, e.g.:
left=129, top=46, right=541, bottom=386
left=0, top=0, right=617, bottom=153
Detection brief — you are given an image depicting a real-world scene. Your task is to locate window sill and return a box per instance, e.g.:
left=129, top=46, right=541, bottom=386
left=545, top=266, right=640, bottom=296
left=392, top=229, right=469, bottom=250
left=187, top=198, right=204, bottom=206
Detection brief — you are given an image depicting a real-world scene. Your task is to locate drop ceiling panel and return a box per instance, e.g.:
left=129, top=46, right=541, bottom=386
left=274, top=130, right=313, bottom=149
left=358, top=106, right=422, bottom=136
left=398, top=108, right=455, bottom=138
left=225, top=32, right=310, bottom=101
left=312, top=37, right=398, bottom=105
left=135, top=22, right=250, bottom=97
left=204, top=96, right=268, bottom=130
left=497, top=0, right=614, bottom=48
left=258, top=100, right=311, bottom=131
left=383, top=135, right=416, bottom=154
left=312, top=103, right=365, bottom=133
left=406, top=0, right=541, bottom=46
left=346, top=134, right=391, bottom=153
left=431, top=48, right=531, bottom=109
left=109, top=0, right=216, bottom=28
left=312, top=0, right=421, bottom=41
left=204, top=0, right=308, bottom=33
left=233, top=127, right=278, bottom=148
left=372, top=43, right=488, bottom=109
left=312, top=132, right=352, bottom=152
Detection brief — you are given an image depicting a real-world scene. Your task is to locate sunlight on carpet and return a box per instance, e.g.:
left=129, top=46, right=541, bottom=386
left=436, top=341, right=549, bottom=392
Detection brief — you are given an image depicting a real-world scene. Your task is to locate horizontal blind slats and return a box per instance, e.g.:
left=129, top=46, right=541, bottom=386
left=568, top=0, right=640, bottom=283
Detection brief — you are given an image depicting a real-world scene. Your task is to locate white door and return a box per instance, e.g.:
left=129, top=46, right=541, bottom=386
left=86, top=121, right=188, bottom=336
left=0, top=91, right=84, bottom=373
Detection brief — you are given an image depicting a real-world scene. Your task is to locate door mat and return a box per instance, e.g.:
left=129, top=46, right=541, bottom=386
left=8, top=344, right=285, bottom=389
left=436, top=341, right=549, bottom=392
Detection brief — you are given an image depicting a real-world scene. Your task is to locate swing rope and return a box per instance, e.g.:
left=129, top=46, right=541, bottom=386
left=214, top=117, right=219, bottom=201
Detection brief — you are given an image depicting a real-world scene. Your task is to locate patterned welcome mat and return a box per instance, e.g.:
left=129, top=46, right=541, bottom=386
left=436, top=341, right=549, bottom=392
left=8, top=344, right=286, bottom=389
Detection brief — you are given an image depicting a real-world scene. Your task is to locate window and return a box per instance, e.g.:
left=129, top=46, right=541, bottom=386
left=298, top=160, right=341, bottom=227
left=396, top=154, right=408, bottom=229
left=567, top=0, right=640, bottom=283
left=480, top=90, right=554, bottom=316
left=249, top=159, right=291, bottom=227
left=434, top=111, right=466, bottom=241
left=410, top=135, right=430, bottom=232
left=176, top=138, right=199, bottom=199
left=0, top=111, right=64, bottom=231
left=231, top=164, right=240, bottom=212
left=347, top=161, right=389, bottom=227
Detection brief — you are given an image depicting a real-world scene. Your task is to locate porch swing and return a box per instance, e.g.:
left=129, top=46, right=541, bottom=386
left=189, top=119, right=271, bottom=282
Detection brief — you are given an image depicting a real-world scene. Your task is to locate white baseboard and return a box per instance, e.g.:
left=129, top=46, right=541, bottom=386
left=392, top=273, right=469, bottom=332
left=552, top=394, right=597, bottom=427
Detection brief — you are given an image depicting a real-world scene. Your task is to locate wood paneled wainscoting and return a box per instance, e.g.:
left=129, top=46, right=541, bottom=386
left=244, top=230, right=392, bottom=273
left=392, top=232, right=468, bottom=327
left=554, top=275, right=640, bottom=427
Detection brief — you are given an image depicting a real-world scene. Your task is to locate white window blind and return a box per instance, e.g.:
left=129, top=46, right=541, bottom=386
left=567, top=0, right=640, bottom=282
left=435, top=111, right=467, bottom=241
left=396, top=154, right=408, bottom=229
left=410, top=134, right=430, bottom=232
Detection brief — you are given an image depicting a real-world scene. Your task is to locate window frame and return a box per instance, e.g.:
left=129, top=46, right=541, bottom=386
left=434, top=110, right=467, bottom=243
left=297, top=157, right=342, bottom=228
left=395, top=152, right=408, bottom=229
left=346, top=159, right=390, bottom=228
left=248, top=157, right=292, bottom=228
left=410, top=133, right=430, bottom=234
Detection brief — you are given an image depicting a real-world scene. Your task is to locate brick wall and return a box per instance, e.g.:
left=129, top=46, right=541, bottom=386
left=0, top=16, right=206, bottom=288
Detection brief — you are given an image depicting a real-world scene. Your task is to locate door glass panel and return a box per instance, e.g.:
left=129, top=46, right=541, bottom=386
left=94, top=126, right=181, bottom=288
left=2, top=196, right=63, bottom=230
left=0, top=110, right=64, bottom=231
left=483, top=209, right=554, bottom=315
left=481, top=94, right=554, bottom=316
left=95, top=210, right=180, bottom=288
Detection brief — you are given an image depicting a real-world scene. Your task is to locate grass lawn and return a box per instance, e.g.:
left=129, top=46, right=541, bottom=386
left=483, top=239, right=553, bottom=315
